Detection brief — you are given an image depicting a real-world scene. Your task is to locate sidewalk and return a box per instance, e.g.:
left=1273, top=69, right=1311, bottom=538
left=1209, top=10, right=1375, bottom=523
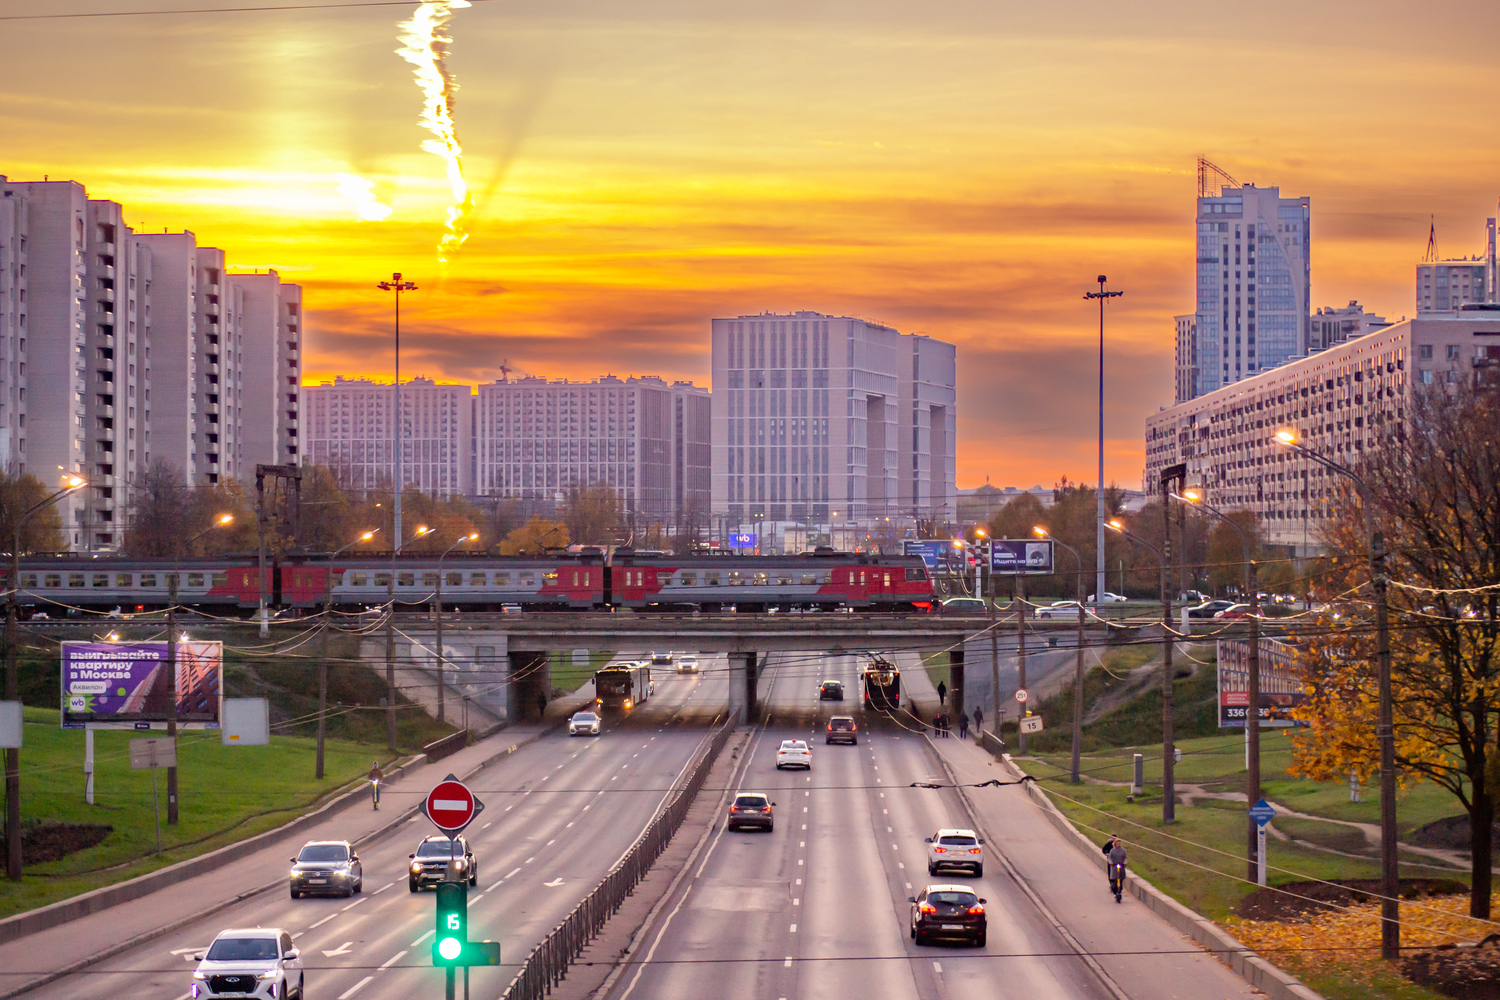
left=0, top=719, right=564, bottom=1000
left=925, top=733, right=1297, bottom=1000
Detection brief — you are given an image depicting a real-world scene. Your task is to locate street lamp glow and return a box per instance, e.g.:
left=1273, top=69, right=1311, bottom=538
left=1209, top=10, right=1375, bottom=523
left=361, top=531, right=377, bottom=541
left=1107, top=520, right=1124, bottom=531
left=1032, top=526, right=1048, bottom=538
left=1181, top=489, right=1202, bottom=502
left=217, top=514, right=234, bottom=526
left=952, top=539, right=963, bottom=548
left=415, top=525, right=432, bottom=536
left=63, top=475, right=85, bottom=490
left=467, top=533, right=479, bottom=541
left=1275, top=429, right=1298, bottom=445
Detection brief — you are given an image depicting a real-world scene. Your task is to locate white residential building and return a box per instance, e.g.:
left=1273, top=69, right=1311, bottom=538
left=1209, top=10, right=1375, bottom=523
left=305, top=376, right=474, bottom=497
left=1190, top=182, right=1311, bottom=398
left=474, top=375, right=711, bottom=521
left=229, top=270, right=303, bottom=468
left=1144, top=308, right=1500, bottom=550
left=710, top=310, right=957, bottom=528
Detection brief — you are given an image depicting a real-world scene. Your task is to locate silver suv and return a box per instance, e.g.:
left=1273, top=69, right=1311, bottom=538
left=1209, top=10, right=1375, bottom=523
left=191, top=928, right=302, bottom=1000
left=926, top=828, right=985, bottom=877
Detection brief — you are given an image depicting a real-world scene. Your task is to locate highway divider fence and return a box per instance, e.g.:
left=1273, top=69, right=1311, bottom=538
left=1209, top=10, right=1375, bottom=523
left=499, top=717, right=734, bottom=1000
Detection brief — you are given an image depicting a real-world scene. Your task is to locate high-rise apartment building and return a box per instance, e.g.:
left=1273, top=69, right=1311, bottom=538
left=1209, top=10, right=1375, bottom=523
left=1416, top=208, right=1497, bottom=313
left=710, top=311, right=956, bottom=526
left=305, top=376, right=474, bottom=497
left=1173, top=314, right=1197, bottom=404
left=1189, top=182, right=1310, bottom=398
left=1308, top=301, right=1391, bottom=353
left=474, top=375, right=710, bottom=520
left=230, top=271, right=302, bottom=468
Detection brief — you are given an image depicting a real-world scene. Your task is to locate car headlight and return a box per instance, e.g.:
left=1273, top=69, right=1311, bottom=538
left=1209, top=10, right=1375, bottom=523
left=453, top=858, right=465, bottom=870
left=289, top=869, right=299, bottom=878
left=411, top=862, right=422, bottom=873
left=192, top=971, right=207, bottom=980
left=258, top=970, right=280, bottom=980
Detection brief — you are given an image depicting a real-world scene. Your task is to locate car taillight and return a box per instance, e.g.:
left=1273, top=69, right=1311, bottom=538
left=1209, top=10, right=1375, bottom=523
left=919, top=904, right=936, bottom=914
left=762, top=807, right=772, bottom=812
left=932, top=847, right=947, bottom=854
left=969, top=848, right=983, bottom=854
left=730, top=806, right=741, bottom=812
left=967, top=905, right=985, bottom=915
left=850, top=723, right=857, bottom=730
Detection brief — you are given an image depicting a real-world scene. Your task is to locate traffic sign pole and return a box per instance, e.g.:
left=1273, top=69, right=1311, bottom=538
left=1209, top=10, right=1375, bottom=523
left=1248, top=798, right=1275, bottom=887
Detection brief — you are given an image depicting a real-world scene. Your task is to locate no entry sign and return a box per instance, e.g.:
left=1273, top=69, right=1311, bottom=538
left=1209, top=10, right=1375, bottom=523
left=421, top=774, right=484, bottom=834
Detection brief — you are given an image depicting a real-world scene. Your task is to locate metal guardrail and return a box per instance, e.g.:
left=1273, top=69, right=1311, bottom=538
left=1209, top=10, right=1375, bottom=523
left=422, top=730, right=469, bottom=764
left=498, top=718, right=734, bottom=1000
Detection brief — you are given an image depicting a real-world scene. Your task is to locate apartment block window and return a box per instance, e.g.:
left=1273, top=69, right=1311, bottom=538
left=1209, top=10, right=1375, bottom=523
left=1419, top=344, right=1433, bottom=360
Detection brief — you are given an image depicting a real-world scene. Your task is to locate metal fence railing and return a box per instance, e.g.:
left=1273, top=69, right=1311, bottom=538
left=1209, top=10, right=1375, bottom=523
left=498, top=717, right=734, bottom=1000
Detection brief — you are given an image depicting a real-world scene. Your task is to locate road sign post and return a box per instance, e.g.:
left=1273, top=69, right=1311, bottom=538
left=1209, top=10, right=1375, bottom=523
left=422, top=776, right=498, bottom=970
left=1248, top=798, right=1275, bottom=886
left=129, top=737, right=176, bottom=856
left=1019, top=715, right=1044, bottom=735
left=421, top=774, right=484, bottom=834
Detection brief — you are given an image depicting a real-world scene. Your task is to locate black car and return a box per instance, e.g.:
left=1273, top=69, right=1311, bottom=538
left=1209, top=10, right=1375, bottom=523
left=289, top=840, right=362, bottom=898
left=825, top=716, right=858, bottom=745
left=818, top=680, right=845, bottom=701
left=409, top=834, right=477, bottom=891
left=909, top=885, right=987, bottom=946
left=1187, top=599, right=1236, bottom=619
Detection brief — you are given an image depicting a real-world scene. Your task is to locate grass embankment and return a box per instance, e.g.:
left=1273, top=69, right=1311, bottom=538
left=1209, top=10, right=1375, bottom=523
left=549, top=650, right=614, bottom=695
left=0, top=707, right=407, bottom=919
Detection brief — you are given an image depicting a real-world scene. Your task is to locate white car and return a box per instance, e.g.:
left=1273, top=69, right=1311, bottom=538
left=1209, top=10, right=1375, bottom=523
left=775, top=739, right=812, bottom=770
left=568, top=711, right=601, bottom=736
left=1088, top=593, right=1128, bottom=604
left=1033, top=601, right=1082, bottom=620
left=926, top=828, right=984, bottom=877
left=191, top=928, right=303, bottom=1000
left=676, top=656, right=699, bottom=674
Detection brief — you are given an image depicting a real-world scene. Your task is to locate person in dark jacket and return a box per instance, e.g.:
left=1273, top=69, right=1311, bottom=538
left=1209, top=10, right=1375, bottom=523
left=937, top=680, right=947, bottom=705
left=958, top=711, right=970, bottom=739
left=1101, top=835, right=1127, bottom=902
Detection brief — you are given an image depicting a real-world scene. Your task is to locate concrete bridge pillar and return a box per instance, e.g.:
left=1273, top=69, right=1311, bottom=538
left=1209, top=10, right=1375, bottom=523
left=727, top=651, right=759, bottom=724
left=950, top=647, right=965, bottom=724
left=508, top=650, right=551, bottom=722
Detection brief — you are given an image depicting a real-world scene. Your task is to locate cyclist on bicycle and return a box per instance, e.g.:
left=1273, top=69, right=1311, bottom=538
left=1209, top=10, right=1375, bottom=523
left=368, top=761, right=383, bottom=810
left=1100, top=834, right=1127, bottom=902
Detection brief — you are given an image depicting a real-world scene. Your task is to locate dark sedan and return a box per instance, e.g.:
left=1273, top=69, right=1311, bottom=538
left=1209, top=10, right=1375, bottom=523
left=1187, top=599, right=1236, bottom=619
left=409, top=834, right=477, bottom=891
left=909, top=885, right=987, bottom=946
left=289, top=840, right=362, bottom=898
left=818, top=680, right=845, bottom=701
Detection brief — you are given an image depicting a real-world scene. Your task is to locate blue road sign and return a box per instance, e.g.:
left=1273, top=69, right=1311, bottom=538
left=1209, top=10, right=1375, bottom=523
left=1248, top=798, right=1276, bottom=826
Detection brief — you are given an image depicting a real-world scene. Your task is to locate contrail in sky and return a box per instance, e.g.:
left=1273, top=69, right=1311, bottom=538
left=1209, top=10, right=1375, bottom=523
left=397, top=0, right=472, bottom=262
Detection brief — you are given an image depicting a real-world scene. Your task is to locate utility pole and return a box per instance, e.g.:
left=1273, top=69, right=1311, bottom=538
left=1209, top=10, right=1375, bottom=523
left=1016, top=574, right=1028, bottom=754
left=1159, top=463, right=1184, bottom=824
left=166, top=573, right=179, bottom=825
left=1084, top=276, right=1123, bottom=619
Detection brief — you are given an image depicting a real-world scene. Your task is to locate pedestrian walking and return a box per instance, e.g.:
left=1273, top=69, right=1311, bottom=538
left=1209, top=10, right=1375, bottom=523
left=932, top=713, right=942, bottom=735
left=973, top=705, right=984, bottom=732
left=937, top=680, right=947, bottom=705
left=958, top=711, right=970, bottom=739
left=536, top=691, right=547, bottom=720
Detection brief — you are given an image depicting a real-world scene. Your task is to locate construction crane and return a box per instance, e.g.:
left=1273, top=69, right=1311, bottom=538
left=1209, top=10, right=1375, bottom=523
left=1197, top=157, right=1240, bottom=198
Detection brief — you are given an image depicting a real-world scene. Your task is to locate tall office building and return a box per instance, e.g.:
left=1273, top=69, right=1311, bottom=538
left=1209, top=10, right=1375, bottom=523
left=306, top=376, right=474, bottom=497
left=1191, top=182, right=1310, bottom=398
left=710, top=310, right=956, bottom=526
left=474, top=375, right=710, bottom=521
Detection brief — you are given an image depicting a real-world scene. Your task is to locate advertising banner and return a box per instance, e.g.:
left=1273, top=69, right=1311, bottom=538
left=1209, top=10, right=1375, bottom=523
left=988, top=539, right=1053, bottom=575
left=61, top=641, right=223, bottom=730
left=903, top=540, right=965, bottom=572
left=1216, top=637, right=1305, bottom=728
left=728, top=533, right=757, bottom=549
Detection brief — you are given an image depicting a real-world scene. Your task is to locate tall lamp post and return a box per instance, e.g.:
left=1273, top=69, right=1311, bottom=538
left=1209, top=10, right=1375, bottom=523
left=318, top=529, right=378, bottom=779
left=1174, top=490, right=1261, bottom=879
left=1035, top=527, right=1086, bottom=783
left=384, top=524, right=432, bottom=751
left=1276, top=429, right=1399, bottom=959
left=1083, top=275, right=1124, bottom=619
left=5, top=474, right=86, bottom=880
left=1106, top=519, right=1177, bottom=824
left=434, top=533, right=479, bottom=726
left=377, top=274, right=417, bottom=561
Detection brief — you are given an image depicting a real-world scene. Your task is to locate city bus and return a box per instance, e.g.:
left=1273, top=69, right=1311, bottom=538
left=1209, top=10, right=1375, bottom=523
left=594, top=661, right=652, bottom=712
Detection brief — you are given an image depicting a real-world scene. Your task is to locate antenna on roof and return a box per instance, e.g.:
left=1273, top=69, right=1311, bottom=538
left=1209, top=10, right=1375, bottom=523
left=1424, top=215, right=1438, bottom=263
left=1196, top=157, right=1240, bottom=198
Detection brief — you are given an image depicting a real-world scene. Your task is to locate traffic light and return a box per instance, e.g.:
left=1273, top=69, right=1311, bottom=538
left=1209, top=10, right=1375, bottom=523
left=431, top=882, right=500, bottom=967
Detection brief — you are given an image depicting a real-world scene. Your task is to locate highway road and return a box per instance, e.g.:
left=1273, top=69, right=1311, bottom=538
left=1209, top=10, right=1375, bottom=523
left=607, top=708, right=1116, bottom=1000
left=13, top=670, right=729, bottom=1000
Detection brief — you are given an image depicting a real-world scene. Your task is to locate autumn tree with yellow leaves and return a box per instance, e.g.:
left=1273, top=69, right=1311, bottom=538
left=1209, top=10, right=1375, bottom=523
left=1289, top=378, right=1500, bottom=919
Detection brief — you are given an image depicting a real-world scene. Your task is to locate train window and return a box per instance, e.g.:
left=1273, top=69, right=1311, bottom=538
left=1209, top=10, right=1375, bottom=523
left=495, top=572, right=511, bottom=586
left=446, top=572, right=461, bottom=586
left=21, top=574, right=36, bottom=588
left=572, top=571, right=580, bottom=587
left=704, top=572, right=719, bottom=586
left=398, top=572, right=415, bottom=587
left=752, top=572, right=768, bottom=586
left=801, top=573, right=817, bottom=585
left=375, top=572, right=391, bottom=587
left=680, top=572, right=696, bottom=585
left=727, top=571, right=742, bottom=585
left=519, top=572, right=535, bottom=586
left=883, top=573, right=891, bottom=587
left=776, top=574, right=792, bottom=586
left=860, top=571, right=866, bottom=586
left=905, top=568, right=925, bottom=581
left=328, top=571, right=343, bottom=586
left=69, top=574, right=85, bottom=588
left=471, top=573, right=487, bottom=586
left=140, top=573, right=156, bottom=588
left=116, top=573, right=132, bottom=587
left=350, top=572, right=367, bottom=586
left=93, top=574, right=108, bottom=587
left=422, top=573, right=438, bottom=588
left=543, top=571, right=559, bottom=585
left=848, top=571, right=856, bottom=583
left=188, top=573, right=205, bottom=588
left=212, top=572, right=227, bottom=588
left=656, top=572, right=672, bottom=586
left=45, top=574, right=61, bottom=588
left=583, top=571, right=590, bottom=585
left=821, top=572, right=833, bottom=585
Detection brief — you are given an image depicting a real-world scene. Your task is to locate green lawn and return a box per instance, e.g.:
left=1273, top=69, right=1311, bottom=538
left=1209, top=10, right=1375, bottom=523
left=1, top=706, right=406, bottom=919
left=549, top=650, right=615, bottom=694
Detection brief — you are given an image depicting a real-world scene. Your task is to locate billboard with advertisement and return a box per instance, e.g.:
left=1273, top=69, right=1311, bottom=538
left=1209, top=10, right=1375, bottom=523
left=988, top=539, right=1053, bottom=575
left=903, top=539, right=966, bottom=573
left=61, top=641, right=223, bottom=730
left=1216, top=637, right=1305, bottom=728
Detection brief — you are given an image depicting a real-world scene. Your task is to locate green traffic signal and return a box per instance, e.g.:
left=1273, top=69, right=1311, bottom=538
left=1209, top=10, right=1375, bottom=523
left=433, top=882, right=468, bottom=967
left=437, top=936, right=463, bottom=962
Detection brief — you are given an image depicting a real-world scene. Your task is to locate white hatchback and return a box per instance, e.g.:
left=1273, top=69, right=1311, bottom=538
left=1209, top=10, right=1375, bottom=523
left=191, top=928, right=302, bottom=1000
left=775, top=739, right=812, bottom=770
left=926, top=828, right=985, bottom=877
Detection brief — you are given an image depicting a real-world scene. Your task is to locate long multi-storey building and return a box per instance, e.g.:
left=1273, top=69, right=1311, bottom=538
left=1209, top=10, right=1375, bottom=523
left=1184, top=181, right=1311, bottom=399
left=474, top=375, right=711, bottom=521
left=709, top=310, right=956, bottom=526
left=1144, top=308, right=1500, bottom=550
left=305, top=376, right=474, bottom=497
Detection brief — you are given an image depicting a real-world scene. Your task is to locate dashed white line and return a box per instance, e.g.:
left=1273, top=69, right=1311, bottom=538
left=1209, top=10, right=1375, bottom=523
left=898, top=862, right=905, bottom=869
left=793, top=898, right=800, bottom=906
left=790, top=923, right=798, bottom=933
left=799, top=841, right=805, bottom=848
left=801, top=824, right=806, bottom=831
left=373, top=881, right=395, bottom=895
left=483, top=821, right=493, bottom=829
left=784, top=957, right=793, bottom=968
left=545, top=839, right=556, bottom=847
left=379, top=950, right=407, bottom=970
left=309, top=914, right=338, bottom=929
left=905, top=881, right=912, bottom=889
left=525, top=857, right=535, bottom=864
left=506, top=866, right=521, bottom=878
left=797, top=859, right=804, bottom=865
left=933, top=961, right=943, bottom=973
left=411, top=930, right=434, bottom=947
left=566, top=821, right=574, bottom=828
left=338, top=976, right=374, bottom=999
left=796, top=878, right=802, bottom=885
left=341, top=897, right=366, bottom=911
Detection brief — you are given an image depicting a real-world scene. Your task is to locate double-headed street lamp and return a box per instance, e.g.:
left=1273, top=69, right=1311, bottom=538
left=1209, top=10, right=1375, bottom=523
left=317, top=529, right=379, bottom=779
left=1106, top=519, right=1177, bottom=824
left=1276, top=428, right=1399, bottom=959
left=1035, top=528, right=1087, bottom=784
left=434, top=533, right=479, bottom=726
left=6, top=474, right=87, bottom=880
left=1173, top=490, right=1263, bottom=881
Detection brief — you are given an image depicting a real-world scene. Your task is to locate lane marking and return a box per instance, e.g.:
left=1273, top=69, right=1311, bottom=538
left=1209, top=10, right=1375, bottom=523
left=341, top=897, right=366, bottom=911
left=793, top=898, right=800, bottom=906
left=784, top=957, right=793, bottom=968
left=411, top=930, right=435, bottom=947
left=525, top=857, right=535, bottom=864
left=898, top=862, right=905, bottom=869
left=546, top=839, right=556, bottom=847
left=373, top=881, right=395, bottom=895
left=790, top=923, right=798, bottom=933
left=566, top=821, right=575, bottom=828
left=338, top=976, right=374, bottom=999
left=799, top=841, right=805, bottom=848
left=505, top=866, right=522, bottom=879
left=309, top=914, right=338, bottom=929
left=906, top=882, right=912, bottom=889
left=796, top=878, right=801, bottom=885
left=380, top=950, right=407, bottom=970
left=933, top=961, right=943, bottom=973
left=544, top=878, right=565, bottom=887
left=797, top=859, right=803, bottom=865
left=322, top=942, right=354, bottom=957
left=483, top=821, right=493, bottom=829
left=801, top=824, right=806, bottom=830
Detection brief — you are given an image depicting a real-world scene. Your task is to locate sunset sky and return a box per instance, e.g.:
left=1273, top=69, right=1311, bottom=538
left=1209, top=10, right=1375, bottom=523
left=5, top=0, right=1500, bottom=490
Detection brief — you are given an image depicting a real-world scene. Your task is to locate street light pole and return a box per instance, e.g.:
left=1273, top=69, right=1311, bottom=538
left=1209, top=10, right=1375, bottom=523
left=378, top=274, right=417, bottom=559
left=1037, top=529, right=1086, bottom=783
left=435, top=533, right=478, bottom=726
left=6, top=476, right=86, bottom=879
left=1175, top=490, right=1260, bottom=879
left=318, top=529, right=378, bottom=779
left=1277, top=430, right=1398, bottom=960
left=1084, top=275, right=1123, bottom=621
left=384, top=524, right=432, bottom=752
